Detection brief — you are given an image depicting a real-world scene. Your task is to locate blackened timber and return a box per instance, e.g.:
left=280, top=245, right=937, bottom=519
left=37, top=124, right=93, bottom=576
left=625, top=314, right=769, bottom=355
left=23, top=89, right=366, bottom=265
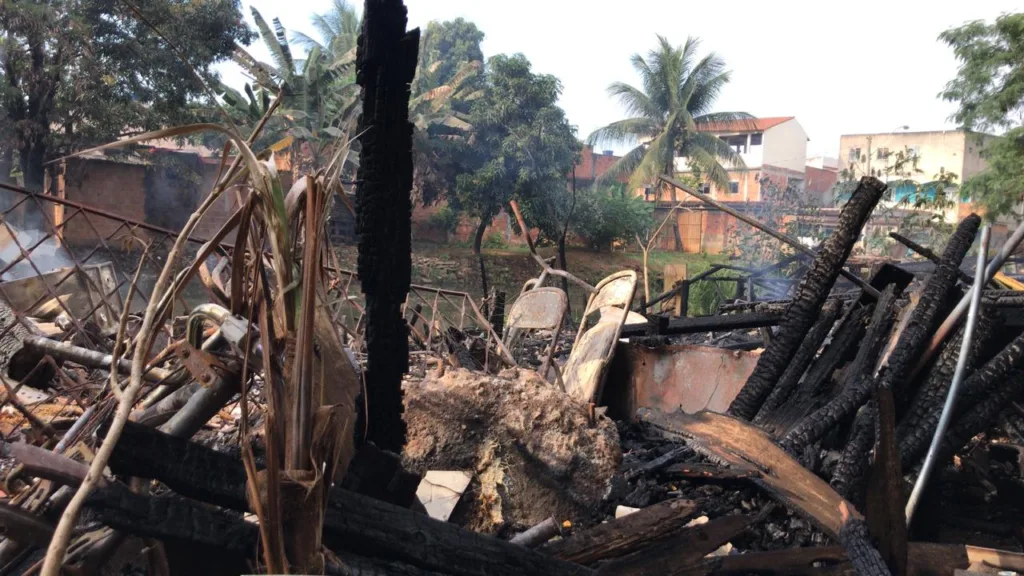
left=100, top=420, right=248, bottom=511
left=757, top=304, right=871, bottom=437
left=324, top=490, right=592, bottom=576
left=619, top=311, right=781, bottom=337
left=831, top=404, right=875, bottom=505
left=540, top=498, right=700, bottom=565
left=727, top=177, right=887, bottom=421
left=752, top=302, right=841, bottom=426
left=896, top=310, right=996, bottom=469
left=939, top=369, right=1024, bottom=469
left=355, top=0, right=419, bottom=451
left=884, top=215, right=981, bottom=410
left=779, top=285, right=899, bottom=453
left=839, top=517, right=893, bottom=576
left=85, top=484, right=257, bottom=555
left=593, top=514, right=754, bottom=576
left=102, top=422, right=591, bottom=576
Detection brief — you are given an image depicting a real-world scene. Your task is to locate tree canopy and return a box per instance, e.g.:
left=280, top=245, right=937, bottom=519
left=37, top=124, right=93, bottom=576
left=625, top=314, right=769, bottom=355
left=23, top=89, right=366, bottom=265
left=0, top=0, right=254, bottom=190
left=452, top=53, right=580, bottom=254
left=588, top=35, right=751, bottom=192
left=940, top=12, right=1024, bottom=217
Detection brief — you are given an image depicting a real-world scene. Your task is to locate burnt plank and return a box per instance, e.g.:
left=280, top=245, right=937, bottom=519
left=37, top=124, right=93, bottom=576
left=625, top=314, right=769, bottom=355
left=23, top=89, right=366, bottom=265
left=540, top=498, right=700, bottom=566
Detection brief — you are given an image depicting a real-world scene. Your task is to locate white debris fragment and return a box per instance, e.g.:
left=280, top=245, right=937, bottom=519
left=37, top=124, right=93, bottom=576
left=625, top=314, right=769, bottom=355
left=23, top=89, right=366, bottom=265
left=415, top=470, right=473, bottom=522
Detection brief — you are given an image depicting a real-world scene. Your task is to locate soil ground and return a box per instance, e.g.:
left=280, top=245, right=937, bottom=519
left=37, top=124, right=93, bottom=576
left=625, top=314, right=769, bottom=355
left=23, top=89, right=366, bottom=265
left=334, top=242, right=730, bottom=320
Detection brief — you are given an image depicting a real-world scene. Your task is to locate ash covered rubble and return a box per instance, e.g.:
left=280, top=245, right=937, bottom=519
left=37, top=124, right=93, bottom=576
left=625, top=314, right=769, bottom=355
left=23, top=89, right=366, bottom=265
left=2, top=7, right=1024, bottom=576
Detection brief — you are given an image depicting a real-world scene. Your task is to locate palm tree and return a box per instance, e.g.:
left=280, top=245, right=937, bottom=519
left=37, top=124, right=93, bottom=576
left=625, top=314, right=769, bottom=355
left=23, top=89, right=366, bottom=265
left=232, top=8, right=360, bottom=176
left=588, top=35, right=752, bottom=194
left=291, top=0, right=360, bottom=63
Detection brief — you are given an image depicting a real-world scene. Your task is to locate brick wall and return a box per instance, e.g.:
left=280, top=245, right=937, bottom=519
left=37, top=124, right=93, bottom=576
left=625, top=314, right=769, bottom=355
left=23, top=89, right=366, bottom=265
left=58, top=156, right=243, bottom=248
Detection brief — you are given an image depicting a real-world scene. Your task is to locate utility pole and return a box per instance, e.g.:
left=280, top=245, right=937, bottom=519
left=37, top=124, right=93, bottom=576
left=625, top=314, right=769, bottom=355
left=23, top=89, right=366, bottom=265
left=866, top=136, right=873, bottom=177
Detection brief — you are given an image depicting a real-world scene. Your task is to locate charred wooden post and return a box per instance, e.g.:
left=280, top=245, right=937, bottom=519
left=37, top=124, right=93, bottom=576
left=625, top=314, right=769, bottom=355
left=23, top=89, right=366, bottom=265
left=779, top=285, right=898, bottom=454
left=540, top=498, right=699, bottom=565
left=941, top=369, right=1024, bottom=463
left=97, top=421, right=591, bottom=576
left=752, top=302, right=841, bottom=426
left=839, top=513, right=893, bottom=576
left=757, top=304, right=871, bottom=436
left=355, top=0, right=420, bottom=451
left=953, top=327, right=1024, bottom=418
left=727, top=177, right=886, bottom=421
left=885, top=215, right=980, bottom=410
left=831, top=403, right=876, bottom=506
left=896, top=310, right=997, bottom=469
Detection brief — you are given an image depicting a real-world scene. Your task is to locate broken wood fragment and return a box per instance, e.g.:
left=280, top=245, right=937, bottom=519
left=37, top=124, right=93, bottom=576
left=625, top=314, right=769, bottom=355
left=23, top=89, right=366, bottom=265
left=541, top=497, right=699, bottom=566
left=594, top=513, right=753, bottom=576
left=639, top=408, right=860, bottom=538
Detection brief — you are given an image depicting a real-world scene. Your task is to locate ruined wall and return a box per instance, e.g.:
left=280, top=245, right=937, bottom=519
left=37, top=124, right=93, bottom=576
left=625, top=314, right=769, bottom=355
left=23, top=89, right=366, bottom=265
left=59, top=156, right=241, bottom=247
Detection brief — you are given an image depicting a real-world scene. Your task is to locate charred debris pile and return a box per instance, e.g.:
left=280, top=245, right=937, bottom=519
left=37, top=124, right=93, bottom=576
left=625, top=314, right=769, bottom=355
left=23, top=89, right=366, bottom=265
left=2, top=4, right=1024, bottom=576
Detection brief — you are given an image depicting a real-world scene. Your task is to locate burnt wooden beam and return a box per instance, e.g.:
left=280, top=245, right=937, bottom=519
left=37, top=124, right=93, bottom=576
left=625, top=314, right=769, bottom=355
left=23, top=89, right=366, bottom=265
left=884, top=215, right=981, bottom=410
left=727, top=177, right=887, bottom=421
left=896, top=310, right=997, bottom=469
left=619, top=311, right=781, bottom=338
left=101, top=421, right=590, bottom=576
left=593, top=514, right=754, bottom=576
left=779, top=285, right=898, bottom=453
left=839, top=517, right=893, bottom=576
left=84, top=483, right=257, bottom=555
left=756, top=304, right=871, bottom=437
left=752, top=302, right=841, bottom=426
left=355, top=0, right=420, bottom=451
left=540, top=498, right=699, bottom=566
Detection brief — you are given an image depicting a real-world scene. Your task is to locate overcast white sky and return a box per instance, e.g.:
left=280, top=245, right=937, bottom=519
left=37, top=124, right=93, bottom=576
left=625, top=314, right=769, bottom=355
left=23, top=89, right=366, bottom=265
left=220, top=0, right=1021, bottom=158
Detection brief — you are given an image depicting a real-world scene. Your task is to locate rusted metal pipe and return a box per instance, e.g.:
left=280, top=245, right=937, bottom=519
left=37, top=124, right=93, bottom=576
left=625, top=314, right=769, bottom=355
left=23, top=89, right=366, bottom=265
left=22, top=334, right=173, bottom=383
left=906, top=225, right=990, bottom=525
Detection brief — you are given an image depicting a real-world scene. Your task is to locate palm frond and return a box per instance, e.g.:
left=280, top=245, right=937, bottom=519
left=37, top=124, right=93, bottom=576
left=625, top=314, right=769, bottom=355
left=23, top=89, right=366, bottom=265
left=595, top=144, right=646, bottom=188
left=607, top=82, right=662, bottom=121
left=272, top=17, right=296, bottom=74
left=250, top=8, right=292, bottom=77
left=587, top=118, right=660, bottom=147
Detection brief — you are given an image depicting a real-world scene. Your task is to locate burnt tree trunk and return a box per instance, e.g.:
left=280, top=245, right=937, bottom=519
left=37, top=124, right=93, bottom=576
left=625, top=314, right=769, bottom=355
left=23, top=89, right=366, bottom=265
left=728, top=177, right=886, bottom=421
left=355, top=0, right=419, bottom=452
left=473, top=220, right=490, bottom=306
left=753, top=302, right=841, bottom=426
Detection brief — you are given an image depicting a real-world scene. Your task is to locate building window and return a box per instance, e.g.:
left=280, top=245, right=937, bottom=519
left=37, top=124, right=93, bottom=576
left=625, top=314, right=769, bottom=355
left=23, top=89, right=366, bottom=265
left=877, top=147, right=889, bottom=160
left=700, top=183, right=711, bottom=195
left=907, top=145, right=920, bottom=157
left=750, top=133, right=763, bottom=146
left=849, top=147, right=861, bottom=162
left=724, top=134, right=748, bottom=154
left=728, top=181, right=739, bottom=194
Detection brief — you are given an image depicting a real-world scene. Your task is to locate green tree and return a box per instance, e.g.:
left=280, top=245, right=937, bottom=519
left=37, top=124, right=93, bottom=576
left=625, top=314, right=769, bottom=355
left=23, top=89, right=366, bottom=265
left=413, top=18, right=484, bottom=96
left=291, top=0, right=360, bottom=62
left=454, top=53, right=579, bottom=256
left=0, top=0, right=254, bottom=192
left=409, top=19, right=484, bottom=205
left=588, top=35, right=751, bottom=252
left=940, top=13, right=1024, bottom=218
left=233, top=7, right=359, bottom=175
left=572, top=183, right=653, bottom=250
left=587, top=36, right=751, bottom=193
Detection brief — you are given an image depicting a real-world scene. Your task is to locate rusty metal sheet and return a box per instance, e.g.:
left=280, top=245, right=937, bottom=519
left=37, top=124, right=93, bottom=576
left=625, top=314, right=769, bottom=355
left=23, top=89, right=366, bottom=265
left=603, top=343, right=761, bottom=419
